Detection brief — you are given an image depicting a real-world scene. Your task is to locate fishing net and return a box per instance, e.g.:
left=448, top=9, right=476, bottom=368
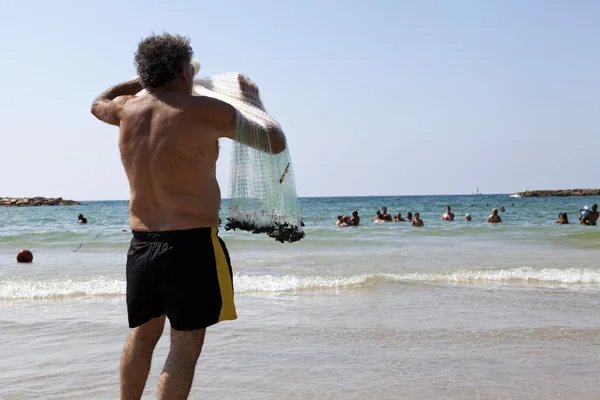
left=135, top=59, right=304, bottom=243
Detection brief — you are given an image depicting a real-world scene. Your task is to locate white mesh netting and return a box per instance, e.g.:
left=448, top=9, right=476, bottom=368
left=193, top=73, right=304, bottom=243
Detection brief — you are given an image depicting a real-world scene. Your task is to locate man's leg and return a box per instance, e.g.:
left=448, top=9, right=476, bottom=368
left=120, top=315, right=166, bottom=400
left=157, top=327, right=206, bottom=400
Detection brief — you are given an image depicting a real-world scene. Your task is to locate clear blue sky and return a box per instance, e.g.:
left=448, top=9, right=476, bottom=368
left=1, top=0, right=598, bottom=200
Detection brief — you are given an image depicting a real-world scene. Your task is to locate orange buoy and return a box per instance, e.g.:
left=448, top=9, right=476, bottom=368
left=17, top=250, right=33, bottom=263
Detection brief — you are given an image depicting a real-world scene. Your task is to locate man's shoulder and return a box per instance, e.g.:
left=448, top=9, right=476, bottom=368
left=187, top=96, right=236, bottom=128
left=121, top=95, right=155, bottom=116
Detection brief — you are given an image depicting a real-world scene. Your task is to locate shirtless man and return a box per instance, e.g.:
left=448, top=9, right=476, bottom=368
left=381, top=207, right=392, bottom=222
left=90, top=33, right=285, bottom=400
left=412, top=212, right=424, bottom=227
left=394, top=212, right=405, bottom=222
left=441, top=206, right=455, bottom=221
left=587, top=204, right=599, bottom=225
left=348, top=211, right=360, bottom=226
left=488, top=208, right=502, bottom=223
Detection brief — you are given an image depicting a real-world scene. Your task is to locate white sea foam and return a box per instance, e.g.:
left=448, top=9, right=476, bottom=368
left=1, top=267, right=599, bottom=300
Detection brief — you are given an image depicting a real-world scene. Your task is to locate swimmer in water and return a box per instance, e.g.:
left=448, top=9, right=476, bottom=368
left=374, top=210, right=383, bottom=222
left=394, top=212, right=405, bottom=222
left=588, top=204, right=599, bottom=225
left=412, top=212, right=424, bottom=227
left=381, top=207, right=392, bottom=222
left=555, top=213, right=569, bottom=224
left=336, top=215, right=349, bottom=227
left=500, top=207, right=505, bottom=212
left=77, top=214, right=88, bottom=224
left=348, top=211, right=360, bottom=226
left=465, top=214, right=472, bottom=222
left=487, top=208, right=502, bottom=223
left=580, top=206, right=591, bottom=225
left=406, top=212, right=413, bottom=222
left=441, top=206, right=455, bottom=221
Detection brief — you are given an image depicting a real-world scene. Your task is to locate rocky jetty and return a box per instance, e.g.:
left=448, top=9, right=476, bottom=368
left=514, top=189, right=600, bottom=198
left=0, top=197, right=80, bottom=207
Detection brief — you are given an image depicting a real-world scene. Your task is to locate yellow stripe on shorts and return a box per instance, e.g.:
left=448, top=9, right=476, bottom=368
left=210, top=227, right=237, bottom=322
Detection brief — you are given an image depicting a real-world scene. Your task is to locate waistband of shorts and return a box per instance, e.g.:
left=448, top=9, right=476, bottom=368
left=131, top=227, right=218, bottom=242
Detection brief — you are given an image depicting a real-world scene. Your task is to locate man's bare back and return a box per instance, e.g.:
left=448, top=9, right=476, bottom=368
left=120, top=93, right=226, bottom=231
left=488, top=208, right=502, bottom=223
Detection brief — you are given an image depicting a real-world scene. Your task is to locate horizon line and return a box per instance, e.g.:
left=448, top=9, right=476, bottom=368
left=73, top=193, right=513, bottom=202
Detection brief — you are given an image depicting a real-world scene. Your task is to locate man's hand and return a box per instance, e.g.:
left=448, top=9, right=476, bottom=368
left=237, top=74, right=263, bottom=107
left=91, top=79, right=143, bottom=126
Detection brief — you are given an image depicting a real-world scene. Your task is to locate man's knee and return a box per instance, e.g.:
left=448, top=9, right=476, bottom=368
left=169, top=328, right=206, bottom=360
left=131, top=315, right=166, bottom=345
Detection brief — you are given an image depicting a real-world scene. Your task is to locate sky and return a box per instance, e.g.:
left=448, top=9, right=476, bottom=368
left=0, top=0, right=598, bottom=200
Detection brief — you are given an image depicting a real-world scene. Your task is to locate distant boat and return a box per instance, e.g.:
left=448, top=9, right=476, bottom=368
left=472, top=187, right=482, bottom=195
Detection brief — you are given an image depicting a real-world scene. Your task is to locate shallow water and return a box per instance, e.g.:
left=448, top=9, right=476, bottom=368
left=1, top=195, right=599, bottom=399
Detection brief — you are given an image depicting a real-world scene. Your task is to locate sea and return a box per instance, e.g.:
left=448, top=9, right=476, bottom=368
left=1, top=195, right=599, bottom=400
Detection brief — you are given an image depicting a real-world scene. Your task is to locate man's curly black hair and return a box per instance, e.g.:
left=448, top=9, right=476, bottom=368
left=134, top=33, right=194, bottom=92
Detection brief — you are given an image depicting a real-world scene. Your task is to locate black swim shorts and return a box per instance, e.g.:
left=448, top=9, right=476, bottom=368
left=125, top=227, right=237, bottom=331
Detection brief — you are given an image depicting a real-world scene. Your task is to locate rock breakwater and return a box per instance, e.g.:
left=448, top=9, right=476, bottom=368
left=0, top=197, right=80, bottom=207
left=514, top=189, right=600, bottom=198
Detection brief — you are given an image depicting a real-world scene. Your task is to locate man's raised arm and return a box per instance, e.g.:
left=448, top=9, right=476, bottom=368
left=91, top=79, right=143, bottom=126
left=192, top=96, right=287, bottom=155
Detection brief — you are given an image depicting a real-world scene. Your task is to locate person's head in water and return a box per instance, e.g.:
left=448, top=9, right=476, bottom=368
left=492, top=208, right=499, bottom=216
left=352, top=211, right=359, bottom=218
left=78, top=214, right=88, bottom=224
left=500, top=207, right=505, bottom=212
left=593, top=204, right=598, bottom=212
left=465, top=214, right=472, bottom=222
left=135, top=33, right=195, bottom=94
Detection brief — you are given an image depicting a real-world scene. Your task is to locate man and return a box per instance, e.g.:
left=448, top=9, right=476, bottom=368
left=441, top=206, right=455, bottom=221
left=348, top=210, right=360, bottom=226
left=381, top=206, right=392, bottom=222
left=90, top=33, right=285, bottom=400
left=411, top=212, right=424, bottom=227
left=488, top=208, right=502, bottom=223
left=587, top=204, right=599, bottom=226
